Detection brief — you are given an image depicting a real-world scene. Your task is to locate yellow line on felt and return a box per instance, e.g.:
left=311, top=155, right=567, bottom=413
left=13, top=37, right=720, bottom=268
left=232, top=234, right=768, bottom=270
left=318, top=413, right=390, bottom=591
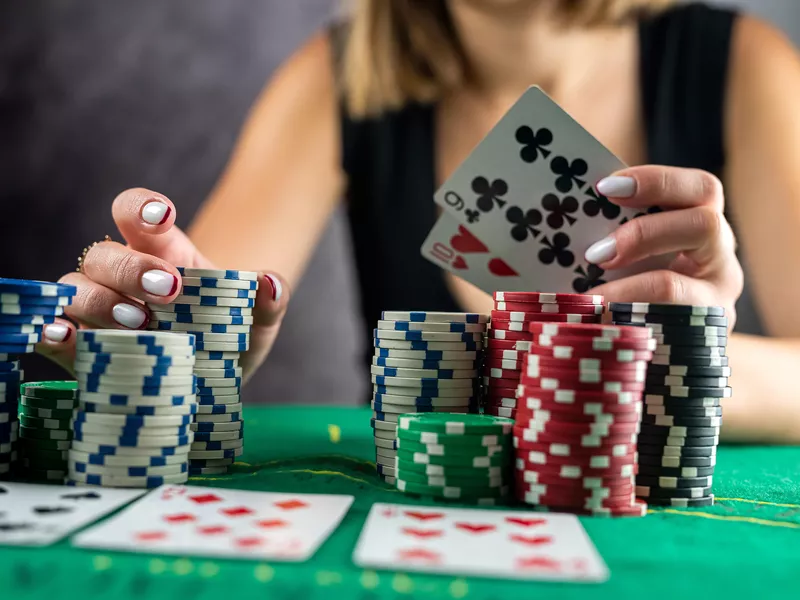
left=658, top=508, right=800, bottom=529
left=328, top=424, right=342, bottom=443
left=716, top=497, right=800, bottom=509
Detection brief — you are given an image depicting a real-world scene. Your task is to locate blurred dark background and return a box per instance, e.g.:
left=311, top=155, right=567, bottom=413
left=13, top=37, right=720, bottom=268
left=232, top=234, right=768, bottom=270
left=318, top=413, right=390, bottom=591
left=0, top=0, right=795, bottom=406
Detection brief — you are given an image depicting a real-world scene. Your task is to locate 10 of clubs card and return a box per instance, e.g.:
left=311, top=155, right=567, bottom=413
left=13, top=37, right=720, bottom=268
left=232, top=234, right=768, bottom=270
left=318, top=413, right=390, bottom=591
left=424, top=85, right=658, bottom=294
left=353, top=503, right=609, bottom=582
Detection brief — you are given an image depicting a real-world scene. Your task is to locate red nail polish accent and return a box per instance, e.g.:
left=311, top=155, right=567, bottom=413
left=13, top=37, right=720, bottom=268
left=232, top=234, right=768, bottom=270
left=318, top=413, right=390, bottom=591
left=159, top=206, right=172, bottom=225
left=263, top=274, right=277, bottom=300
left=168, top=274, right=179, bottom=296
left=63, top=328, right=72, bottom=342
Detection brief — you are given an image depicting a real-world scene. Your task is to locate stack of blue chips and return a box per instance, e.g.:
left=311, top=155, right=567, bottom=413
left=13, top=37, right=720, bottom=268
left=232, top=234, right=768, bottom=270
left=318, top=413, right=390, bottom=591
left=68, top=330, right=197, bottom=488
left=147, top=267, right=256, bottom=476
left=0, top=278, right=77, bottom=479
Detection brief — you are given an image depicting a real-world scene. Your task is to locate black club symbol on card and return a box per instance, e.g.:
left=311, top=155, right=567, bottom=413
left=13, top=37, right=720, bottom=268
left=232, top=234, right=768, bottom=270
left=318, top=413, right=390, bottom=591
left=472, top=176, right=508, bottom=213
left=542, top=193, right=579, bottom=229
left=515, top=126, right=553, bottom=163
left=506, top=206, right=542, bottom=242
left=551, top=157, right=588, bottom=193
left=539, top=233, right=575, bottom=268
left=583, top=188, right=621, bottom=220
left=573, top=264, right=606, bottom=292
left=619, top=205, right=663, bottom=225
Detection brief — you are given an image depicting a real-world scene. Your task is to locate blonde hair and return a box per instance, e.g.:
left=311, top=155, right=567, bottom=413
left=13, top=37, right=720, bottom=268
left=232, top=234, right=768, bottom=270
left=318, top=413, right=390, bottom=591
left=342, top=0, right=674, bottom=117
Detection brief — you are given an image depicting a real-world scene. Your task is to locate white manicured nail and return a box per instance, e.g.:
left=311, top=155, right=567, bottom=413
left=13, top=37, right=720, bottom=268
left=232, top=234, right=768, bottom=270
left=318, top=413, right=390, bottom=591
left=596, top=176, right=637, bottom=198
left=264, top=274, right=282, bottom=302
left=112, top=303, right=147, bottom=329
left=43, top=324, right=70, bottom=343
left=142, top=270, right=178, bottom=296
left=585, top=237, right=617, bottom=264
left=141, top=200, right=171, bottom=225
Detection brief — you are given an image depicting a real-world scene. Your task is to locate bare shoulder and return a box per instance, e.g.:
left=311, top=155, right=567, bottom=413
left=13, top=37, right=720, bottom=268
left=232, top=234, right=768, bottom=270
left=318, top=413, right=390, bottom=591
left=729, top=15, right=800, bottom=93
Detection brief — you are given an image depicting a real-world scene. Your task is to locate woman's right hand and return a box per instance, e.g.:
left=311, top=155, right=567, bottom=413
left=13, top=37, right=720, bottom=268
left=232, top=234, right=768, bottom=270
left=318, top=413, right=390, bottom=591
left=38, top=188, right=290, bottom=383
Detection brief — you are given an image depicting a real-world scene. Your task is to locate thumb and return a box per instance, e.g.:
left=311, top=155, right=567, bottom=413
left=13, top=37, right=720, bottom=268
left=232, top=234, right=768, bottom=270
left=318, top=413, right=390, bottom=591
left=240, top=272, right=290, bottom=383
left=112, top=188, right=206, bottom=266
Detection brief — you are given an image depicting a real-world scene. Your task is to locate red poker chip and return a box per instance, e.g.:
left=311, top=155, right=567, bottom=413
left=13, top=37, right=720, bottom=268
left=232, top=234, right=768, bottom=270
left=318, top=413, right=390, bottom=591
left=519, top=374, right=646, bottom=393
left=536, top=334, right=657, bottom=351
left=526, top=354, right=651, bottom=371
left=527, top=344, right=654, bottom=362
left=518, top=490, right=637, bottom=509
left=484, top=407, right=516, bottom=419
left=485, top=349, right=529, bottom=362
left=525, top=366, right=646, bottom=383
left=482, top=375, right=522, bottom=387
left=516, top=407, right=642, bottom=425
left=517, top=385, right=642, bottom=405
left=516, top=478, right=635, bottom=497
left=520, top=397, right=641, bottom=415
left=516, top=458, right=638, bottom=478
left=481, top=367, right=523, bottom=380
left=494, top=302, right=605, bottom=315
left=493, top=292, right=604, bottom=305
left=492, top=310, right=602, bottom=323
left=484, top=357, right=525, bottom=371
left=488, top=329, right=534, bottom=341
left=539, top=498, right=648, bottom=517
left=485, top=397, right=517, bottom=409
left=517, top=469, right=634, bottom=488
left=526, top=322, right=651, bottom=339
left=513, top=418, right=640, bottom=436
left=489, top=319, right=536, bottom=332
left=486, top=339, right=534, bottom=352
left=513, top=436, right=637, bottom=455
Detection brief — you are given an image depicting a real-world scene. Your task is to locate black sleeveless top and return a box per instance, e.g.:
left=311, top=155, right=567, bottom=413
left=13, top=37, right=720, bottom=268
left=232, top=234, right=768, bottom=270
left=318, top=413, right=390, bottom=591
left=337, top=3, right=761, bottom=368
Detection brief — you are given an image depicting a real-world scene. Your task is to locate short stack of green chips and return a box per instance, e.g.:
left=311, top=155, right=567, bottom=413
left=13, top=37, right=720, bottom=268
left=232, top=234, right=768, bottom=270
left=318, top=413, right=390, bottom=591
left=394, top=413, right=515, bottom=505
left=17, top=381, right=78, bottom=483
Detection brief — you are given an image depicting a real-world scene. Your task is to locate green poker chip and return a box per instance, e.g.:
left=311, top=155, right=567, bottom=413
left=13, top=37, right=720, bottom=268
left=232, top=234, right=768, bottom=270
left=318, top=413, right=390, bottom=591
left=21, top=467, right=67, bottom=482
left=396, top=467, right=506, bottom=487
left=19, top=456, right=68, bottom=470
left=20, top=395, right=78, bottom=410
left=396, top=478, right=509, bottom=499
left=394, top=459, right=505, bottom=478
left=18, top=447, right=69, bottom=461
left=396, top=448, right=507, bottom=468
left=17, top=437, right=72, bottom=451
left=394, top=438, right=509, bottom=457
left=18, top=426, right=72, bottom=441
left=396, top=428, right=511, bottom=448
left=20, top=381, right=78, bottom=399
left=398, top=413, right=514, bottom=435
left=19, top=415, right=72, bottom=430
left=18, top=405, right=75, bottom=420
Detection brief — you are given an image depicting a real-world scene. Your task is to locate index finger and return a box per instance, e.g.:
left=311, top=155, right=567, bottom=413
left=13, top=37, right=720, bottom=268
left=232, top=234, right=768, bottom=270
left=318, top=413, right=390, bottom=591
left=597, top=166, right=725, bottom=212
left=111, top=188, right=180, bottom=256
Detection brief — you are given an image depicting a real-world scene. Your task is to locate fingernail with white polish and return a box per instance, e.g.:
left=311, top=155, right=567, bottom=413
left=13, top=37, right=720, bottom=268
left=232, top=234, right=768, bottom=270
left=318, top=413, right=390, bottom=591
left=113, top=303, right=148, bottom=329
left=141, top=200, right=171, bottom=225
left=142, top=270, right=178, bottom=296
left=44, top=324, right=70, bottom=343
left=597, top=176, right=637, bottom=198
left=263, top=274, right=282, bottom=302
left=585, top=236, right=617, bottom=264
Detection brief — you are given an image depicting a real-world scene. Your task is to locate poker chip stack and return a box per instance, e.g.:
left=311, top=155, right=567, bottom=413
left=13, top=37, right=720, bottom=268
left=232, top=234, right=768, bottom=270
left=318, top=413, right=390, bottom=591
left=147, top=267, right=256, bottom=476
left=483, top=292, right=605, bottom=417
left=68, top=330, right=196, bottom=488
left=610, top=303, right=728, bottom=508
left=18, top=382, right=79, bottom=482
left=0, top=278, right=77, bottom=479
left=394, top=413, right=514, bottom=505
left=370, top=311, right=488, bottom=485
left=513, top=322, right=657, bottom=517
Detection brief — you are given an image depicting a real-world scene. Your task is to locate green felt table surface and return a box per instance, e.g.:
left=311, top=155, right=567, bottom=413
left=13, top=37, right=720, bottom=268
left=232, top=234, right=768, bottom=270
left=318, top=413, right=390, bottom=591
left=2, top=405, right=800, bottom=600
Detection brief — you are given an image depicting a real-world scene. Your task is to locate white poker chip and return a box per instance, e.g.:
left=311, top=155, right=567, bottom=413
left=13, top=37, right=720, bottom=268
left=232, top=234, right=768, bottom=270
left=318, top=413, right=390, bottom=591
left=373, top=385, right=474, bottom=399
left=189, top=332, right=250, bottom=343
left=72, top=352, right=196, bottom=367
left=190, top=439, right=243, bottom=451
left=178, top=287, right=257, bottom=299
left=374, top=329, right=484, bottom=342
left=192, top=430, right=242, bottom=442
left=68, top=459, right=188, bottom=477
left=72, top=432, right=194, bottom=447
left=370, top=401, right=468, bottom=415
left=196, top=402, right=243, bottom=414
left=75, top=342, right=196, bottom=357
left=374, top=339, right=481, bottom=351
left=190, top=421, right=243, bottom=432
left=381, top=311, right=489, bottom=323
left=176, top=267, right=258, bottom=281
left=370, top=374, right=475, bottom=389
left=185, top=457, right=235, bottom=468
left=188, top=466, right=229, bottom=475
left=188, top=447, right=244, bottom=459
left=194, top=367, right=243, bottom=378
left=374, top=438, right=394, bottom=450
left=77, top=330, right=195, bottom=346
left=370, top=365, right=476, bottom=379
left=376, top=320, right=486, bottom=333
left=79, top=402, right=197, bottom=417
left=73, top=412, right=192, bottom=428
left=195, top=351, right=242, bottom=360
left=197, top=394, right=241, bottom=406
left=66, top=449, right=189, bottom=467
left=150, top=311, right=254, bottom=325
left=195, top=377, right=241, bottom=389
left=373, top=429, right=395, bottom=440
left=371, top=357, right=477, bottom=370
left=67, top=470, right=189, bottom=487
left=371, top=393, right=476, bottom=407
left=372, top=411, right=399, bottom=423
left=72, top=421, right=190, bottom=436
left=73, top=362, right=195, bottom=377
left=194, top=359, right=239, bottom=369
left=194, top=412, right=241, bottom=423
left=78, top=391, right=196, bottom=407
left=195, top=342, right=249, bottom=352
left=179, top=277, right=257, bottom=290
left=373, top=349, right=479, bottom=360
left=147, top=303, right=254, bottom=316
left=70, top=440, right=191, bottom=457
left=149, top=321, right=252, bottom=334
left=196, top=386, right=240, bottom=398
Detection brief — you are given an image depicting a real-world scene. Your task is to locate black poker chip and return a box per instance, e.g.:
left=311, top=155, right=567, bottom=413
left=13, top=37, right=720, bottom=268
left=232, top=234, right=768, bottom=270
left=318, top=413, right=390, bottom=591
left=635, top=463, right=716, bottom=477
left=653, top=345, right=727, bottom=358
left=644, top=405, right=723, bottom=418
left=639, top=423, right=721, bottom=439
left=644, top=385, right=731, bottom=399
left=645, top=364, right=732, bottom=378
left=638, top=454, right=716, bottom=468
left=637, top=444, right=717, bottom=458
left=641, top=414, right=723, bottom=428
left=645, top=495, right=715, bottom=507
left=637, top=436, right=719, bottom=450
left=636, top=475, right=713, bottom=489
left=652, top=335, right=728, bottom=348
left=650, top=355, right=729, bottom=368
left=608, top=303, right=725, bottom=317
left=645, top=374, right=729, bottom=387
left=644, top=396, right=722, bottom=409
left=611, top=312, right=728, bottom=327
left=613, top=322, right=728, bottom=337
left=635, top=484, right=713, bottom=498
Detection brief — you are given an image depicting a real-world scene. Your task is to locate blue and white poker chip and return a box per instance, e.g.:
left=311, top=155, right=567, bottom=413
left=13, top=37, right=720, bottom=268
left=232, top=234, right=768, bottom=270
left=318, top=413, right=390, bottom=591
left=151, top=321, right=251, bottom=334
left=68, top=459, right=188, bottom=477
left=180, top=286, right=256, bottom=299
left=194, top=367, right=242, bottom=378
left=71, top=440, right=191, bottom=456
left=377, top=319, right=486, bottom=333
left=372, top=393, right=478, bottom=406
left=0, top=344, right=35, bottom=354
left=196, top=376, right=241, bottom=388
left=0, top=278, right=77, bottom=297
left=77, top=352, right=195, bottom=367
left=188, top=447, right=242, bottom=459
left=170, top=295, right=256, bottom=308
left=371, top=374, right=475, bottom=389
left=176, top=267, right=258, bottom=281
left=196, top=402, right=243, bottom=415
left=68, top=449, right=188, bottom=467
left=78, top=391, right=196, bottom=407
left=76, top=372, right=196, bottom=387
left=0, top=314, right=54, bottom=326
left=180, top=276, right=258, bottom=290
left=67, top=471, right=188, bottom=487
left=0, top=332, right=40, bottom=344
left=374, top=329, right=483, bottom=343
left=374, top=339, right=480, bottom=351
left=74, top=362, right=195, bottom=377
left=195, top=341, right=249, bottom=352
left=372, top=356, right=478, bottom=370
left=72, top=422, right=192, bottom=438
left=0, top=305, right=64, bottom=317
left=191, top=438, right=243, bottom=450
left=188, top=332, right=249, bottom=343
left=0, top=324, right=43, bottom=335
left=73, top=412, right=193, bottom=428
left=150, top=303, right=253, bottom=316
left=78, top=330, right=195, bottom=346
left=381, top=311, right=489, bottom=323
left=194, top=412, right=241, bottom=423
left=191, top=421, right=242, bottom=433
left=0, top=294, right=71, bottom=306
left=374, top=348, right=479, bottom=361
left=79, top=401, right=198, bottom=417
left=71, top=430, right=193, bottom=447
left=76, top=341, right=196, bottom=357
left=0, top=361, right=20, bottom=372
left=373, top=384, right=475, bottom=399
left=150, top=311, right=254, bottom=326
left=370, top=365, right=476, bottom=379
left=196, top=351, right=241, bottom=360
left=193, top=430, right=243, bottom=442
left=372, top=399, right=476, bottom=413
left=197, top=395, right=240, bottom=406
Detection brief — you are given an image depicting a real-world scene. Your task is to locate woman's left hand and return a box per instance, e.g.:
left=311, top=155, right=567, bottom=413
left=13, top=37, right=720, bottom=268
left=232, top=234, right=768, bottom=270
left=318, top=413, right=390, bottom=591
left=584, top=165, right=744, bottom=329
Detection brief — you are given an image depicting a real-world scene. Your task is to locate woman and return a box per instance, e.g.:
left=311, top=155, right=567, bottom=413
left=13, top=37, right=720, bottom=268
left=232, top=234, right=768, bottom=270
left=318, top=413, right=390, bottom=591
left=39, top=1, right=800, bottom=442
